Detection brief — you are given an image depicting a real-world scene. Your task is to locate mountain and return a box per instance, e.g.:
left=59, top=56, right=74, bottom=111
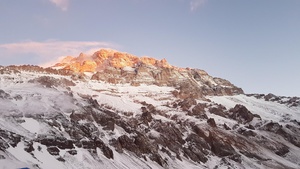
left=0, top=49, right=299, bottom=169
left=52, top=49, right=243, bottom=98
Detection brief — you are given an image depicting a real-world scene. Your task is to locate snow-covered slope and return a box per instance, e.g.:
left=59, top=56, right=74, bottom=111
left=0, top=66, right=299, bottom=169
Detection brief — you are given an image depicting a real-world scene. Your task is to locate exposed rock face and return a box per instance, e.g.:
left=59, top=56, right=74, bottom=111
left=52, top=49, right=243, bottom=98
left=247, top=93, right=300, bottom=107
left=229, top=104, right=254, bottom=124
left=207, top=118, right=217, bottom=127
left=80, top=61, right=97, bottom=72
left=208, top=132, right=236, bottom=157
left=47, top=146, right=60, bottom=155
left=209, top=104, right=227, bottom=117
left=190, top=103, right=208, bottom=119
left=261, top=122, right=300, bottom=148
left=0, top=89, right=10, bottom=99
left=28, top=76, right=75, bottom=88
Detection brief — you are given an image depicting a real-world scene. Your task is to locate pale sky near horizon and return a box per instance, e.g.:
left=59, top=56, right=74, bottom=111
left=0, top=0, right=299, bottom=97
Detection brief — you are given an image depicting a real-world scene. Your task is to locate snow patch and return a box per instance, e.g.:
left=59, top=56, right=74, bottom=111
left=20, top=118, right=40, bottom=134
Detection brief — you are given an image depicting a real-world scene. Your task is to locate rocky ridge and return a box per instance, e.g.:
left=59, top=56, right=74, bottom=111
left=53, top=49, right=243, bottom=98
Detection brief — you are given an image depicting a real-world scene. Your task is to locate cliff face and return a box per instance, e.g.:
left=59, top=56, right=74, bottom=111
left=53, top=49, right=243, bottom=98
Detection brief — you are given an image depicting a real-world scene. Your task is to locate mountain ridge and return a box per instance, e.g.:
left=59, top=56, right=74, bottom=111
left=53, top=49, right=172, bottom=72
left=0, top=50, right=299, bottom=169
left=51, top=49, right=244, bottom=99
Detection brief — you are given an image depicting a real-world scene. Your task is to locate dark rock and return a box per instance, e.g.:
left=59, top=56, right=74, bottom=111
left=88, top=98, right=100, bottom=108
left=161, top=147, right=172, bottom=157
left=116, top=120, right=135, bottom=134
left=190, top=126, right=238, bottom=160
left=188, top=144, right=208, bottom=163
left=149, top=153, right=167, bottom=167
left=66, top=126, right=86, bottom=141
left=0, top=89, right=10, bottom=99
left=173, top=82, right=203, bottom=99
left=209, top=105, right=226, bottom=117
left=104, top=120, right=115, bottom=131
left=192, top=103, right=206, bottom=113
left=290, top=119, right=300, bottom=126
left=275, top=145, right=289, bottom=156
left=134, top=134, right=157, bottom=154
left=237, top=128, right=257, bottom=137
left=192, top=126, right=209, bottom=141
left=80, top=137, right=114, bottom=159
left=0, top=138, right=9, bottom=151
left=253, top=114, right=261, bottom=119
left=47, top=120, right=62, bottom=129
left=38, top=136, right=74, bottom=149
left=232, top=124, right=240, bottom=130
left=229, top=104, right=254, bottom=124
left=141, top=106, right=147, bottom=113
left=94, top=137, right=114, bottom=159
left=190, top=103, right=208, bottom=119
left=208, top=132, right=235, bottom=157
left=154, top=122, right=185, bottom=155
left=176, top=153, right=182, bottom=161
left=183, top=146, right=208, bottom=163
left=110, top=138, right=123, bottom=153
left=228, top=154, right=242, bottom=163
left=101, top=144, right=114, bottom=159
left=223, top=123, right=231, bottom=130
left=264, top=93, right=276, bottom=101
left=141, top=110, right=153, bottom=124
left=57, top=156, right=66, bottom=162
left=91, top=112, right=115, bottom=131
left=207, top=118, right=217, bottom=127
left=178, top=98, right=197, bottom=111
left=186, top=133, right=210, bottom=151
left=13, top=95, right=22, bottom=100
left=67, top=150, right=77, bottom=155
left=261, top=122, right=282, bottom=132
left=8, top=134, right=21, bottom=148
left=285, top=124, right=300, bottom=134
left=117, top=135, right=140, bottom=156
left=81, top=140, right=95, bottom=149
left=277, top=128, right=300, bottom=148
left=146, top=104, right=156, bottom=113
left=28, top=76, right=75, bottom=88
left=240, top=151, right=267, bottom=161
left=24, top=141, right=34, bottom=153
left=116, top=134, right=161, bottom=163
left=70, top=111, right=93, bottom=122
left=47, top=146, right=60, bottom=156
left=245, top=125, right=255, bottom=130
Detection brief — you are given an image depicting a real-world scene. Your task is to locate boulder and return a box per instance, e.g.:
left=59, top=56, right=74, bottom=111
left=47, top=146, right=60, bottom=156
left=229, top=104, right=254, bottom=124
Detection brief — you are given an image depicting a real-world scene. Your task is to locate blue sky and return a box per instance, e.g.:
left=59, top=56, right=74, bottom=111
left=0, top=0, right=300, bottom=97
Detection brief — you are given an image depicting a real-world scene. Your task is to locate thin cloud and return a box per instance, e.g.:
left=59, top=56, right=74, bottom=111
left=190, top=0, right=206, bottom=12
left=49, top=0, right=69, bottom=11
left=0, top=40, right=119, bottom=66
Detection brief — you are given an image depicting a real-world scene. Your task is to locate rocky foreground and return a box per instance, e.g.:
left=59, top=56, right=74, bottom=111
left=0, top=50, right=299, bottom=169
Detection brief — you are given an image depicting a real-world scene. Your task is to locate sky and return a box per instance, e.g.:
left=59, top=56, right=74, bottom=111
left=0, top=0, right=300, bottom=97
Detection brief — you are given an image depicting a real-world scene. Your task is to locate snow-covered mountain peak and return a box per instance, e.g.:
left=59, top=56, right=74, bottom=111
left=0, top=56, right=299, bottom=169
left=49, top=49, right=244, bottom=99
left=52, top=49, right=172, bottom=72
